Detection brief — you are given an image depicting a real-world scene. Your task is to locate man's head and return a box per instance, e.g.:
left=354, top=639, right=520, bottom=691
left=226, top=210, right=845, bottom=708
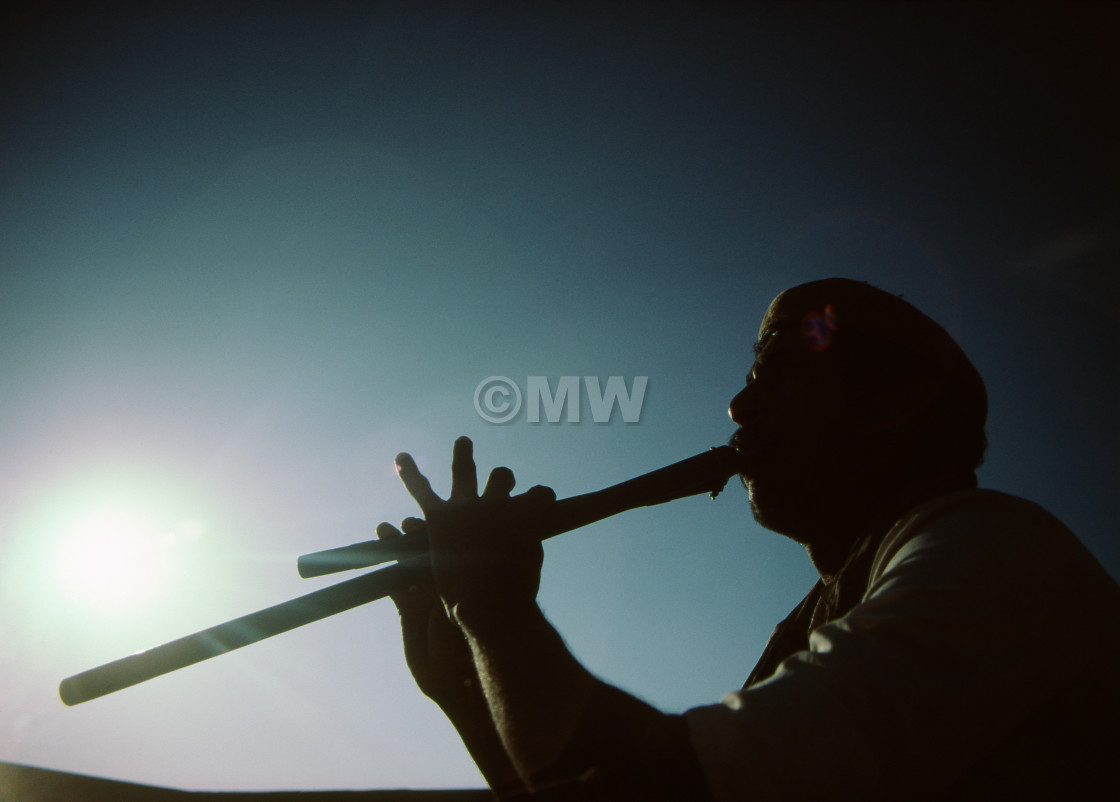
left=728, top=278, right=987, bottom=554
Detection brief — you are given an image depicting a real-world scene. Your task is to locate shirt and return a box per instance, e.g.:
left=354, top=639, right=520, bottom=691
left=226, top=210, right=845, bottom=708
left=685, top=490, right=1120, bottom=800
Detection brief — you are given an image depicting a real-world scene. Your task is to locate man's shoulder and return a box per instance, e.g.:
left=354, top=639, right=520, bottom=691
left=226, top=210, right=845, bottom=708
left=868, top=488, right=1116, bottom=607
left=891, top=488, right=1061, bottom=539
left=877, top=489, right=1063, bottom=559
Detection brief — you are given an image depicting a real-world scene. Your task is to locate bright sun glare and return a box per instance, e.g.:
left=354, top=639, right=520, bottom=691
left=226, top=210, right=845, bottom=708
left=54, top=503, right=202, bottom=609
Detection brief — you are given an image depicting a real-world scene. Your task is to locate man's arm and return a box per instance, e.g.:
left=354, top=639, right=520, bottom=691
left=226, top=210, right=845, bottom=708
left=376, top=518, right=525, bottom=793
left=456, top=597, right=710, bottom=798
left=453, top=597, right=596, bottom=783
left=393, top=438, right=711, bottom=797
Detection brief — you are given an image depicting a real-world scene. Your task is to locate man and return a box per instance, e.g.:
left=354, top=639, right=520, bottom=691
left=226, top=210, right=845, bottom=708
left=376, top=278, right=1120, bottom=800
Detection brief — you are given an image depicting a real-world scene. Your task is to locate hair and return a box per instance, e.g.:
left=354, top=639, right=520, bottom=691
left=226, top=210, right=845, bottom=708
left=830, top=328, right=988, bottom=483
left=762, top=278, right=989, bottom=483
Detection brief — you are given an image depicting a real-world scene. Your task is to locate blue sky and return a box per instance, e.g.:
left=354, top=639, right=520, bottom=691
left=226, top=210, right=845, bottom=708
left=2, top=2, right=1117, bottom=792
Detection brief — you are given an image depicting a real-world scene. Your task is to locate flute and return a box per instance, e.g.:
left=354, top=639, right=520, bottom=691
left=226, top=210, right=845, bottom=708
left=59, top=446, right=744, bottom=706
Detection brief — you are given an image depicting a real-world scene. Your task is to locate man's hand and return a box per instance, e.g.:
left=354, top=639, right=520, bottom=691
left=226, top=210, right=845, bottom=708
left=375, top=517, right=477, bottom=706
left=377, top=514, right=528, bottom=794
left=393, top=436, right=555, bottom=621
left=379, top=437, right=557, bottom=793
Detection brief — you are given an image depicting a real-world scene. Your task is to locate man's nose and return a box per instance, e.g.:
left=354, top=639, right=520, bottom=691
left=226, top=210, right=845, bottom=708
left=728, top=385, right=750, bottom=426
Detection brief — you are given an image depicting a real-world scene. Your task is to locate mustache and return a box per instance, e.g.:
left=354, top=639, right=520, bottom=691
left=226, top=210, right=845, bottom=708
left=727, top=428, right=768, bottom=481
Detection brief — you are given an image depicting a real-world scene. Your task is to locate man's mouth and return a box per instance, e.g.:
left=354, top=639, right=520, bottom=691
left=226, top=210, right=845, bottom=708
left=728, top=428, right=767, bottom=474
left=729, top=427, right=758, bottom=453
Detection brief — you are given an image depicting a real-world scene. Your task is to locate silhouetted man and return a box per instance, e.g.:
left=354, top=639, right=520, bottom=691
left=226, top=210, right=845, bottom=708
left=378, top=278, right=1120, bottom=800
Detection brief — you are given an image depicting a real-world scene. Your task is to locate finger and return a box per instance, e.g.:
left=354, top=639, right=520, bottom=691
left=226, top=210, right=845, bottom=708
left=395, top=452, right=443, bottom=512
left=377, top=521, right=433, bottom=614
left=400, top=517, right=426, bottom=534
left=481, top=466, right=516, bottom=500
left=449, top=436, right=478, bottom=502
left=518, top=484, right=557, bottom=514
left=376, top=521, right=402, bottom=540
left=524, top=484, right=557, bottom=504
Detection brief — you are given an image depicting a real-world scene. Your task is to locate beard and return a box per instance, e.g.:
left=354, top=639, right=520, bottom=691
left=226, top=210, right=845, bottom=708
left=744, top=448, right=865, bottom=547
left=747, top=474, right=810, bottom=544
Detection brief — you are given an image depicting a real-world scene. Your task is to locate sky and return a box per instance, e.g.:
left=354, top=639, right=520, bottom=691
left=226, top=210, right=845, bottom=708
left=1, top=0, right=1117, bottom=793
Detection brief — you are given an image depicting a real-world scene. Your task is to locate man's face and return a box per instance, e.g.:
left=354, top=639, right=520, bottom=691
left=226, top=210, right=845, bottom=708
left=727, top=328, right=863, bottom=541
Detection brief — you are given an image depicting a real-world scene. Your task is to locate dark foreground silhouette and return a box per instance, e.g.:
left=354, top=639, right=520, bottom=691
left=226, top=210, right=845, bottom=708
left=0, top=761, right=490, bottom=802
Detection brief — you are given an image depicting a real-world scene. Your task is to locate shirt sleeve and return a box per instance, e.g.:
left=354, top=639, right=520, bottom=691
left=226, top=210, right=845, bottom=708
left=684, top=491, right=1120, bottom=801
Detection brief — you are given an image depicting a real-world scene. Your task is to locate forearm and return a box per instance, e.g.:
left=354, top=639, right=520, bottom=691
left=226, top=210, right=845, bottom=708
left=434, top=680, right=527, bottom=794
left=453, top=599, right=711, bottom=800
left=454, top=599, right=596, bottom=785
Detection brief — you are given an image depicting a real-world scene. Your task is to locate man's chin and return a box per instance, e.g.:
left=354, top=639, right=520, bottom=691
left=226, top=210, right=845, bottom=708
left=746, top=476, right=807, bottom=541
left=745, top=477, right=773, bottom=525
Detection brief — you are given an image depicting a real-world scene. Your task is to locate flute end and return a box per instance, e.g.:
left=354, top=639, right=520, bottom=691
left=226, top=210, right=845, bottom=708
left=708, top=445, right=750, bottom=499
left=58, top=676, right=94, bottom=706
